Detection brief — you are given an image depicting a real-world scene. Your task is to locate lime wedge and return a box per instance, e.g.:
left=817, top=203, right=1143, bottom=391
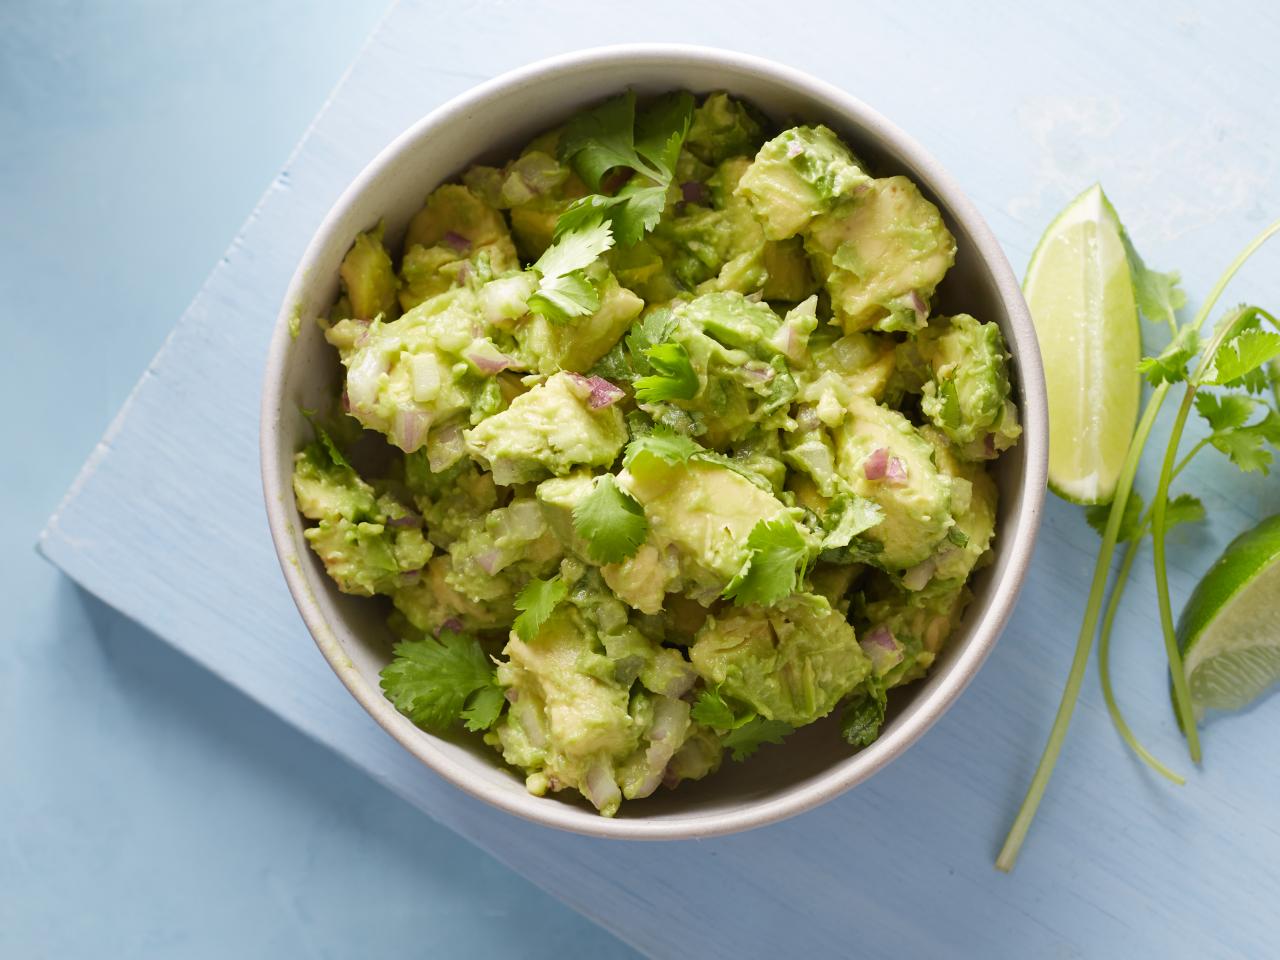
left=1179, top=514, right=1280, bottom=720
left=1024, top=184, right=1141, bottom=504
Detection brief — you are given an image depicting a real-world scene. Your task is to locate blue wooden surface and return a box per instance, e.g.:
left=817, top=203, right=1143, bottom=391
left=1, top=3, right=634, bottom=957
left=31, top=1, right=1280, bottom=957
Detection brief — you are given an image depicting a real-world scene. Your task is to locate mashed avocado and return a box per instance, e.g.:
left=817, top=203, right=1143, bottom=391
left=295, top=90, right=1021, bottom=816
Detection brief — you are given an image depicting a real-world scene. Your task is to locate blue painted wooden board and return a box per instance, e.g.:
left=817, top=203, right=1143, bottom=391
left=38, top=1, right=1280, bottom=956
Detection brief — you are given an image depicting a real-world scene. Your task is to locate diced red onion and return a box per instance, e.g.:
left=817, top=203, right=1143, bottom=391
left=398, top=569, right=421, bottom=586
left=743, top=363, right=775, bottom=382
left=863, top=447, right=890, bottom=480
left=795, top=405, right=821, bottom=431
left=901, top=559, right=935, bottom=591
left=681, top=180, right=708, bottom=204
left=786, top=140, right=804, bottom=158
left=506, top=500, right=544, bottom=540
left=564, top=372, right=594, bottom=400
left=464, top=347, right=513, bottom=375
left=386, top=512, right=422, bottom=528
left=648, top=696, right=689, bottom=742
left=391, top=408, right=431, bottom=453
left=910, top=290, right=927, bottom=322
left=474, top=548, right=505, bottom=576
left=489, top=459, right=525, bottom=486
left=427, top=423, right=466, bottom=473
left=437, top=617, right=464, bottom=635
left=582, top=761, right=621, bottom=813
left=859, top=624, right=904, bottom=673
left=340, top=387, right=351, bottom=413
left=862, top=625, right=896, bottom=650
left=772, top=323, right=805, bottom=362
left=443, top=231, right=471, bottom=253
left=512, top=699, right=546, bottom=748
left=505, top=688, right=519, bottom=703
left=455, top=262, right=472, bottom=284
left=662, top=667, right=697, bottom=699
left=586, top=376, right=625, bottom=409
left=984, top=434, right=997, bottom=458
left=885, top=456, right=909, bottom=485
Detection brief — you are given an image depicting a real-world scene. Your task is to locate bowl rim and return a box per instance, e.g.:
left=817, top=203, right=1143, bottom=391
left=260, top=42, right=1048, bottom=840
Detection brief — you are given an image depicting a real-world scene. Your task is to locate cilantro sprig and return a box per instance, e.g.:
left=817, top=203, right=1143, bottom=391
left=633, top=342, right=699, bottom=403
left=527, top=218, right=614, bottom=323
left=557, top=90, right=694, bottom=247
left=722, top=519, right=813, bottom=607
left=512, top=575, right=568, bottom=642
left=380, top=630, right=505, bottom=733
left=691, top=686, right=792, bottom=761
left=998, top=208, right=1280, bottom=873
left=572, top=475, right=649, bottom=565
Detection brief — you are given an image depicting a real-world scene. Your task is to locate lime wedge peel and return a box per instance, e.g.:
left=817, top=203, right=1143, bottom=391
left=1179, top=513, right=1280, bottom=721
left=1024, top=184, right=1142, bottom=505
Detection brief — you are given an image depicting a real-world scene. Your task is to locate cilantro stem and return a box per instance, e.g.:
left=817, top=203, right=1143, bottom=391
left=1171, top=438, right=1209, bottom=480
left=999, top=217, right=1280, bottom=872
left=1096, top=524, right=1187, bottom=786
left=996, top=382, right=1168, bottom=872
left=1150, top=386, right=1202, bottom=761
left=1147, top=217, right=1280, bottom=763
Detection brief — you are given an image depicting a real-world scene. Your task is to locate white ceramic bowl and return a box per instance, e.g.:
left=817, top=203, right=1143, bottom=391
left=261, top=44, right=1048, bottom=839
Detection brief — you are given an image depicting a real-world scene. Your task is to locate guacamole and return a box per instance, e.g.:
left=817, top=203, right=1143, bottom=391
left=293, top=90, right=1020, bottom=816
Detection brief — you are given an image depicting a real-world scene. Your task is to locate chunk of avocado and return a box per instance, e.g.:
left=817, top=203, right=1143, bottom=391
left=690, top=593, right=870, bottom=726
left=922, top=427, right=998, bottom=583
left=761, top=237, right=818, bottom=301
left=618, top=455, right=808, bottom=595
left=804, top=176, right=956, bottom=333
left=917, top=313, right=1022, bottom=451
left=392, top=554, right=512, bottom=635
left=404, top=183, right=511, bottom=251
left=514, top=270, right=644, bottom=374
left=736, top=125, right=871, bottom=240
left=833, top=395, right=953, bottom=569
left=464, top=372, right=627, bottom=484
left=339, top=222, right=399, bottom=321
left=685, top=92, right=765, bottom=166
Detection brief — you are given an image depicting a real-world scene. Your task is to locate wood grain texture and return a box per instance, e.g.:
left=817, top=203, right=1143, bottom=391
left=39, top=1, right=1280, bottom=957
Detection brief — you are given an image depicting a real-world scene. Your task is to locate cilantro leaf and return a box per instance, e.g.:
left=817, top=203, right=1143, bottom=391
left=1194, top=392, right=1257, bottom=433
left=527, top=271, right=600, bottom=322
left=572, top=474, right=649, bottom=564
left=722, top=716, right=792, bottom=761
left=622, top=428, right=703, bottom=468
left=380, top=630, right=499, bottom=732
left=693, top=685, right=794, bottom=760
left=1137, top=326, right=1200, bottom=386
left=1085, top=491, right=1145, bottom=542
left=1165, top=493, right=1206, bottom=529
left=690, top=687, right=738, bottom=729
left=1204, top=328, right=1280, bottom=391
left=1119, top=227, right=1186, bottom=324
left=527, top=219, right=614, bottom=322
left=560, top=91, right=643, bottom=190
left=723, top=519, right=812, bottom=607
left=460, top=683, right=506, bottom=733
left=819, top=493, right=884, bottom=550
left=556, top=90, right=692, bottom=247
left=1206, top=405, right=1280, bottom=473
left=840, top=678, right=887, bottom=748
left=532, top=217, right=614, bottom=279
left=610, top=182, right=669, bottom=246
left=634, top=342, right=699, bottom=403
left=632, top=91, right=695, bottom=178
left=512, top=575, right=568, bottom=642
